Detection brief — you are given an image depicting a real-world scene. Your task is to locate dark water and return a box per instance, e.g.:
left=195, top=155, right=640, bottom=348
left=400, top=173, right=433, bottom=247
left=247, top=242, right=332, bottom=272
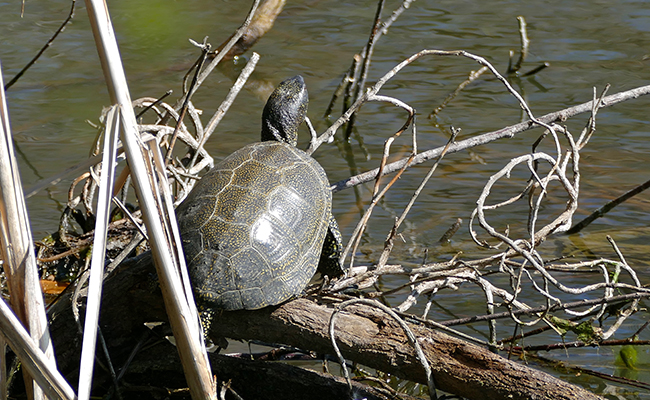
left=2, top=0, right=649, bottom=396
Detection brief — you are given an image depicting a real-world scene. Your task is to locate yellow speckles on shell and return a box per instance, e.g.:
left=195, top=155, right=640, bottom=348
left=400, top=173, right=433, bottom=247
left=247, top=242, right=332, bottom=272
left=231, top=159, right=281, bottom=194
left=176, top=141, right=331, bottom=311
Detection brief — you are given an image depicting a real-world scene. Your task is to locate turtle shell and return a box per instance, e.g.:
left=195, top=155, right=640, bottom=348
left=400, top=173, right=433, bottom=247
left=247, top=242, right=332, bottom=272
left=176, top=140, right=331, bottom=311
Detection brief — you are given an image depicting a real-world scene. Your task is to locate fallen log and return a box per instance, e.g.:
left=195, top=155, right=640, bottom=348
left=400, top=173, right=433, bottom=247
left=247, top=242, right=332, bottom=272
left=45, top=253, right=604, bottom=399
left=210, top=299, right=603, bottom=400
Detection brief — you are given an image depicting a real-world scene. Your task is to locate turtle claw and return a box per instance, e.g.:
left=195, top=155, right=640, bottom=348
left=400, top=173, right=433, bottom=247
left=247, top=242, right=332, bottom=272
left=199, top=308, right=228, bottom=350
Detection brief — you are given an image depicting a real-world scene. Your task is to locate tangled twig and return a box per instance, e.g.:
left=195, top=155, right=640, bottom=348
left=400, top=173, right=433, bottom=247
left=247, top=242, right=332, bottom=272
left=329, top=298, right=437, bottom=400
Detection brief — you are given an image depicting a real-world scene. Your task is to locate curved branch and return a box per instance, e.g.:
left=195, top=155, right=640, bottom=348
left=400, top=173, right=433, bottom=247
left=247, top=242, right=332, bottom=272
left=332, top=84, right=650, bottom=193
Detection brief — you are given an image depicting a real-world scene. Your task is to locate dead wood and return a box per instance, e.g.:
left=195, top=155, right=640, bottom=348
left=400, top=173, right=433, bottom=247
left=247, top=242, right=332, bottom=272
left=210, top=299, right=604, bottom=400
left=213, top=0, right=286, bottom=62
left=332, top=84, right=650, bottom=193
left=45, top=253, right=604, bottom=400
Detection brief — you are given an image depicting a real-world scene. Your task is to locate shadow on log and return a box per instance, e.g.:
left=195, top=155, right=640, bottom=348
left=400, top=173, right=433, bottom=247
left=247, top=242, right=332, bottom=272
left=46, top=252, right=604, bottom=400
left=126, top=340, right=423, bottom=400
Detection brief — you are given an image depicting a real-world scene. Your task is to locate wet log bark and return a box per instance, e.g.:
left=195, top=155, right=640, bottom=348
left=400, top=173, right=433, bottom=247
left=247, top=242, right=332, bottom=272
left=211, top=299, right=604, bottom=400
left=46, top=253, right=604, bottom=400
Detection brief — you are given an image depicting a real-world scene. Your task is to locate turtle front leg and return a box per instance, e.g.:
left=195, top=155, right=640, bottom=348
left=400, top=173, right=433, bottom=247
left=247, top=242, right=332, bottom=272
left=198, top=307, right=228, bottom=350
left=317, top=213, right=345, bottom=278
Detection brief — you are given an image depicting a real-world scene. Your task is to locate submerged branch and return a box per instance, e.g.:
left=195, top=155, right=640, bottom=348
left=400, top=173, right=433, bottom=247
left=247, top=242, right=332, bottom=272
left=567, top=177, right=650, bottom=234
left=4, top=0, right=77, bottom=90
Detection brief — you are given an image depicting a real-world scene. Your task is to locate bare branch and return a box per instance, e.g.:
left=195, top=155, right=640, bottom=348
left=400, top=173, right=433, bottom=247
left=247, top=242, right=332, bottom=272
left=332, top=84, right=650, bottom=193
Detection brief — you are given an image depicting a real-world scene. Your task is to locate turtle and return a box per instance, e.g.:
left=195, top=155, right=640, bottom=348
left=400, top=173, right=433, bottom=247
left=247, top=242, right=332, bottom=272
left=176, top=75, right=344, bottom=327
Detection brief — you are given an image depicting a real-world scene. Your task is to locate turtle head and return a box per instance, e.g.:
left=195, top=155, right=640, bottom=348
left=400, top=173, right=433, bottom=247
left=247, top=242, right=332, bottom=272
left=261, top=75, right=308, bottom=147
